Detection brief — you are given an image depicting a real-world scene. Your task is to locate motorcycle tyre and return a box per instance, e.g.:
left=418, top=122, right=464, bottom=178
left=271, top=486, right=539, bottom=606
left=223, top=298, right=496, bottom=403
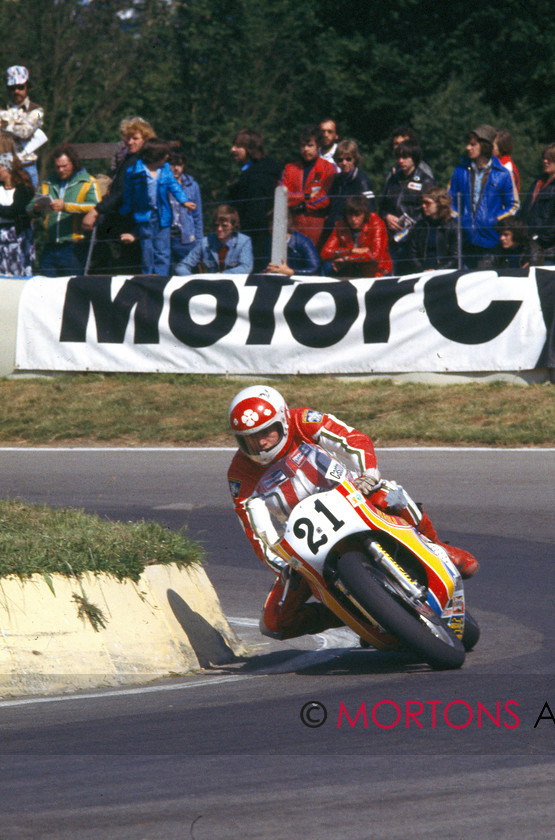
left=462, top=609, right=480, bottom=651
left=336, top=552, right=465, bottom=670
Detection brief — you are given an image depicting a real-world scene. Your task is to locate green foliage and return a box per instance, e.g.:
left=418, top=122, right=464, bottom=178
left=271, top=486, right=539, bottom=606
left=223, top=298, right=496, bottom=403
left=0, top=0, right=552, bottom=193
left=0, top=498, right=205, bottom=582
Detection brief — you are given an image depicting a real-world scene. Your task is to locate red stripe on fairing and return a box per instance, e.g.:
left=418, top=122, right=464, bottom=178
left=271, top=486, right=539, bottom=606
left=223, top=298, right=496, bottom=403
left=339, top=481, right=453, bottom=607
left=278, top=541, right=399, bottom=650
left=280, top=539, right=326, bottom=588
left=417, top=556, right=452, bottom=606
left=310, top=580, right=399, bottom=650
left=337, top=481, right=354, bottom=498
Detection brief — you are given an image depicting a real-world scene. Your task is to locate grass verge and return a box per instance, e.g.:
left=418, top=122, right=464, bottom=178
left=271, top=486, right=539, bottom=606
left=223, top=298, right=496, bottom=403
left=0, top=498, right=204, bottom=582
left=0, top=374, right=553, bottom=447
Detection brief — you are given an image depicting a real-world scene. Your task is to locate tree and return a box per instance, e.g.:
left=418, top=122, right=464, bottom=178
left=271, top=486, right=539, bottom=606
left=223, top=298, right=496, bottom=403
left=0, top=0, right=177, bottom=176
left=0, top=0, right=551, bottom=199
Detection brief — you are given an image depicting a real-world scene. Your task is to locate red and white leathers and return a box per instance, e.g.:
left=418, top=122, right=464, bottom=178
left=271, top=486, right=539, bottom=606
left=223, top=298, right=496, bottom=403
left=281, top=157, right=336, bottom=248
left=229, top=408, right=378, bottom=571
left=228, top=407, right=377, bottom=639
left=228, top=408, right=478, bottom=641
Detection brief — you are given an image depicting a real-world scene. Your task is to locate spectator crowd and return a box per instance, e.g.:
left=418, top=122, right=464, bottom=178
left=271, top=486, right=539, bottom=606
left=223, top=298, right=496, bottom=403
left=0, top=64, right=554, bottom=279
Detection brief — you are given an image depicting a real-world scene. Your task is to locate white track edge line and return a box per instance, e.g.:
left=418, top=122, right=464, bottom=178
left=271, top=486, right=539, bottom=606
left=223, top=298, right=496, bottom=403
left=1, top=446, right=553, bottom=453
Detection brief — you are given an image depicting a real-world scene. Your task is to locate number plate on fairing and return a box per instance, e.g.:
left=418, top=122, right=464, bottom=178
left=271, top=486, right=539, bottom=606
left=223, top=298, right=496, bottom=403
left=284, top=490, right=362, bottom=571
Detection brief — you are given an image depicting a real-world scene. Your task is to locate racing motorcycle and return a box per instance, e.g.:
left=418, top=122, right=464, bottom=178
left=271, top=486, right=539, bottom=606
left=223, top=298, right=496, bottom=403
left=246, top=442, right=479, bottom=670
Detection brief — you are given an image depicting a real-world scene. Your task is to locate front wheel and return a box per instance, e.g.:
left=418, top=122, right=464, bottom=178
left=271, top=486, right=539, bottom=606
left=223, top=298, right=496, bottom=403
left=462, top=609, right=480, bottom=651
left=337, top=552, right=466, bottom=670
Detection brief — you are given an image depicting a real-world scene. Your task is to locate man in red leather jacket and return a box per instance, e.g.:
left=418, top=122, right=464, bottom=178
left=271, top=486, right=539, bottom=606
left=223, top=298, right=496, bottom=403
left=281, top=125, right=336, bottom=250
left=227, top=385, right=478, bottom=641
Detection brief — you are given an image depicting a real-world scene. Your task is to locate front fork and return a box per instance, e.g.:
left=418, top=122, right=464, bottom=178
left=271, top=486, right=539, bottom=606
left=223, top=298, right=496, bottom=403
left=363, top=537, right=426, bottom=601
left=363, top=535, right=466, bottom=641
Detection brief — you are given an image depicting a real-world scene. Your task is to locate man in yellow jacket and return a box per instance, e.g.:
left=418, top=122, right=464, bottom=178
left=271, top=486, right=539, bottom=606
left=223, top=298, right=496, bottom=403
left=28, top=143, right=100, bottom=277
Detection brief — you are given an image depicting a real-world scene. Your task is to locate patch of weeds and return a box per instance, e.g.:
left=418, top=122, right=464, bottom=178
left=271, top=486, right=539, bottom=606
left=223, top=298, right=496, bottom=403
left=72, top=593, right=107, bottom=632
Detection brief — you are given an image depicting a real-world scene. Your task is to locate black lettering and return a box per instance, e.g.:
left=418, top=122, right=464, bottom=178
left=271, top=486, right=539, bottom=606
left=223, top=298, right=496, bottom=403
left=246, top=274, right=294, bottom=344
left=424, top=271, right=522, bottom=344
left=534, top=268, right=555, bottom=369
left=363, top=277, right=418, bottom=342
left=60, top=275, right=167, bottom=343
left=283, top=282, right=358, bottom=348
left=313, top=498, right=344, bottom=530
left=168, top=279, right=238, bottom=347
left=533, top=701, right=554, bottom=728
left=293, top=517, right=328, bottom=554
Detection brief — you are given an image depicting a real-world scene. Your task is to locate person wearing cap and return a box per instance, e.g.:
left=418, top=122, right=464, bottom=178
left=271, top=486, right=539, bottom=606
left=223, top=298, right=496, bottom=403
left=0, top=66, right=46, bottom=189
left=448, top=124, right=519, bottom=268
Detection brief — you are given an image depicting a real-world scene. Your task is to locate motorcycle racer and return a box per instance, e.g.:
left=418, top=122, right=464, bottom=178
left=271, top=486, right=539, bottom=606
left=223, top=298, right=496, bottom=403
left=227, top=384, right=478, bottom=641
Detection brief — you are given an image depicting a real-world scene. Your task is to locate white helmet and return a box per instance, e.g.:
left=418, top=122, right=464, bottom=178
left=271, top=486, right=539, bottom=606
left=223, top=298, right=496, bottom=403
left=229, top=385, right=292, bottom=465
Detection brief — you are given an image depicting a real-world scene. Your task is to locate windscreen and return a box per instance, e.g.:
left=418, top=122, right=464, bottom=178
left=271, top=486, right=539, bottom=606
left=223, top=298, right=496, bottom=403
left=253, top=441, right=349, bottom=522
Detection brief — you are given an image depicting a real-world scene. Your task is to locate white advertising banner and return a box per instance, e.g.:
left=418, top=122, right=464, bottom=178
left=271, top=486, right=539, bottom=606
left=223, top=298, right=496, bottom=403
left=15, top=268, right=552, bottom=374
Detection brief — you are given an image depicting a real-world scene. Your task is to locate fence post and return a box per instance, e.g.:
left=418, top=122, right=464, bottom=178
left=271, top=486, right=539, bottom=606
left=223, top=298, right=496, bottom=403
left=456, top=192, right=462, bottom=270
left=271, top=185, right=288, bottom=266
left=84, top=224, right=98, bottom=276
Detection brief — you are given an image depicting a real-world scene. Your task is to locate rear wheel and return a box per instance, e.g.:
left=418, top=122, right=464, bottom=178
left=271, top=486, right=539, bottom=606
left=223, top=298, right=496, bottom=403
left=336, top=551, right=465, bottom=670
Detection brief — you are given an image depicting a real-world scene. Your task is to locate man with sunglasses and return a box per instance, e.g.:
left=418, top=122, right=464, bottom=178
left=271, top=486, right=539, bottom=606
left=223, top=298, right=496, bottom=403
left=0, top=66, right=45, bottom=188
left=325, top=138, right=377, bottom=232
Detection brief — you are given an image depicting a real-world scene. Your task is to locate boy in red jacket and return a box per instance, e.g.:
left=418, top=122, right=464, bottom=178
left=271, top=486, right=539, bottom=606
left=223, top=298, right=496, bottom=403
left=281, top=125, right=336, bottom=249
left=321, top=194, right=392, bottom=277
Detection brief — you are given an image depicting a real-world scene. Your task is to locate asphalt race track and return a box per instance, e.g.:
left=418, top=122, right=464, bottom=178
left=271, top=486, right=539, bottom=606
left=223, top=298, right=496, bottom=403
left=0, top=447, right=553, bottom=839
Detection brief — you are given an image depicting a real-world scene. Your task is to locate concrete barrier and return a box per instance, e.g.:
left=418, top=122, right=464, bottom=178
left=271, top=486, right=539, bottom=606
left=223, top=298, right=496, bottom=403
left=0, top=563, right=246, bottom=698
left=0, top=277, right=25, bottom=377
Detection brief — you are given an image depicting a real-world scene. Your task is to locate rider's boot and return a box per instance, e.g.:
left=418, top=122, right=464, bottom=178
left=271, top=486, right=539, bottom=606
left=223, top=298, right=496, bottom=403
left=417, top=510, right=479, bottom=579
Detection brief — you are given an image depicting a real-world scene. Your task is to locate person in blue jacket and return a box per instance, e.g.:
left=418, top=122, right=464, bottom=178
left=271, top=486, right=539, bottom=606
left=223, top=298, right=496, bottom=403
left=168, top=147, right=203, bottom=270
left=449, top=124, right=519, bottom=268
left=263, top=210, right=320, bottom=276
left=175, top=204, right=253, bottom=275
left=120, top=137, right=196, bottom=275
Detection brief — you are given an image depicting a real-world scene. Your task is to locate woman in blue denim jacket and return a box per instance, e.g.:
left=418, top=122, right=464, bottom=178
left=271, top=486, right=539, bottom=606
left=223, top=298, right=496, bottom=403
left=120, top=138, right=195, bottom=274
left=175, top=204, right=253, bottom=275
